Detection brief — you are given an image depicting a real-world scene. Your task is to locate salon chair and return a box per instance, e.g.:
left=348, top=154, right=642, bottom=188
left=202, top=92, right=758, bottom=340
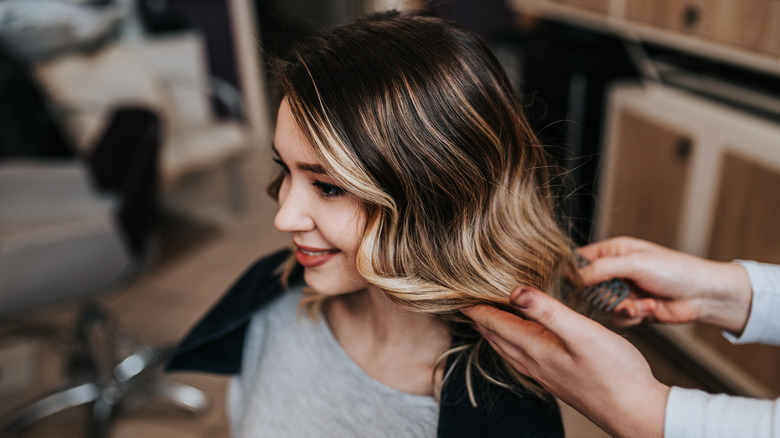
left=0, top=107, right=209, bottom=437
left=34, top=32, right=252, bottom=215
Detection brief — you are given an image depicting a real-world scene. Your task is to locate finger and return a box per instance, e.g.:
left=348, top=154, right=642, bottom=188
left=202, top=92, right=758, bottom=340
left=509, top=287, right=601, bottom=345
left=578, top=236, right=651, bottom=261
left=610, top=298, right=657, bottom=328
left=578, top=254, right=641, bottom=286
left=464, top=303, right=554, bottom=355
left=577, top=237, right=626, bottom=260
left=612, top=298, right=637, bottom=318
left=462, top=304, right=529, bottom=333
left=634, top=298, right=658, bottom=319
left=474, top=324, right=532, bottom=376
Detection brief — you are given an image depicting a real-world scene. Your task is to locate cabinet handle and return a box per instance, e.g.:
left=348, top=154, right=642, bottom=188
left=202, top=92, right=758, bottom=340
left=682, top=4, right=702, bottom=29
left=674, top=138, right=693, bottom=162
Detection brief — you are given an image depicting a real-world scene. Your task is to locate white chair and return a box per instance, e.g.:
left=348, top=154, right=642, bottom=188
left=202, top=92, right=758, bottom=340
left=0, top=107, right=209, bottom=437
left=34, top=32, right=251, bottom=213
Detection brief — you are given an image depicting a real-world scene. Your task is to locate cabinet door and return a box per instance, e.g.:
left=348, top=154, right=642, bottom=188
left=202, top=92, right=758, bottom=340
left=758, top=2, right=780, bottom=56
left=695, top=152, right=780, bottom=394
left=604, top=110, right=694, bottom=247
left=624, top=0, right=703, bottom=34
left=625, top=0, right=780, bottom=56
left=708, top=152, right=780, bottom=265
left=698, top=0, right=780, bottom=56
left=550, top=0, right=610, bottom=13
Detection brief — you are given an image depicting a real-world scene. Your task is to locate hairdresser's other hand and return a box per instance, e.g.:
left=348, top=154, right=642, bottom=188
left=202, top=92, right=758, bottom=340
left=579, top=237, right=752, bottom=334
left=464, top=288, right=669, bottom=438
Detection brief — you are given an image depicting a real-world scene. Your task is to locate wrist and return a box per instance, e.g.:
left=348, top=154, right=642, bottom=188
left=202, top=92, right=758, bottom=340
left=697, top=262, right=752, bottom=334
left=603, top=381, right=670, bottom=438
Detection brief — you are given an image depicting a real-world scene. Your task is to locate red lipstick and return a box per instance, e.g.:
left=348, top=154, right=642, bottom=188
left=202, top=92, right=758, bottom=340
left=295, top=244, right=340, bottom=268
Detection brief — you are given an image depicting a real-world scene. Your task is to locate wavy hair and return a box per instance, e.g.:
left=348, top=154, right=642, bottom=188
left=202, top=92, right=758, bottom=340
left=269, top=10, right=584, bottom=403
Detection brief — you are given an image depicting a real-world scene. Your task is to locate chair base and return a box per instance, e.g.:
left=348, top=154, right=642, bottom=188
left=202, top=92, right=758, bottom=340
left=2, top=303, right=209, bottom=438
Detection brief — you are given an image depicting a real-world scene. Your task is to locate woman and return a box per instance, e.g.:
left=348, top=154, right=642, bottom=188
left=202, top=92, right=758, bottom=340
left=168, top=10, right=581, bottom=437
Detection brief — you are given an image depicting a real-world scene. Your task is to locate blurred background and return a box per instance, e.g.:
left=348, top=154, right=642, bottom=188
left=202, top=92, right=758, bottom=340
left=0, top=0, right=778, bottom=436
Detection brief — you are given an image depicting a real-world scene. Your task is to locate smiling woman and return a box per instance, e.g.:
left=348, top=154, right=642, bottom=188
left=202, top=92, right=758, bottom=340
left=272, top=99, right=369, bottom=297
left=168, top=10, right=582, bottom=438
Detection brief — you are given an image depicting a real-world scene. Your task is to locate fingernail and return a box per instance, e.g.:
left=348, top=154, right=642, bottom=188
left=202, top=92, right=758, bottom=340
left=510, top=287, right=533, bottom=309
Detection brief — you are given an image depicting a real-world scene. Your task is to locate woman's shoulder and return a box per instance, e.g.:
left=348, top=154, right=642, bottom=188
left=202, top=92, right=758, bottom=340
left=437, top=355, right=564, bottom=438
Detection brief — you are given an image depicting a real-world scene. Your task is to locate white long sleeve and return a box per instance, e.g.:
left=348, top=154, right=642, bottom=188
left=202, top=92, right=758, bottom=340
left=724, top=261, right=780, bottom=346
left=665, top=387, right=780, bottom=438
left=665, top=261, right=780, bottom=438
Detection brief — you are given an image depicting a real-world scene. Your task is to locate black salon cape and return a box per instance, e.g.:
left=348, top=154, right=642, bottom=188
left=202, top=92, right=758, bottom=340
left=166, top=249, right=564, bottom=437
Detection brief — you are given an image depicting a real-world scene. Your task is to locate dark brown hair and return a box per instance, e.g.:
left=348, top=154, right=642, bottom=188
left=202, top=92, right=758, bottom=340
left=271, top=10, right=582, bottom=403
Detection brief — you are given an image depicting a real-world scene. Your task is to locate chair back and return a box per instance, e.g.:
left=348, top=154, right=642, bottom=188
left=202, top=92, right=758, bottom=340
left=88, top=107, right=161, bottom=258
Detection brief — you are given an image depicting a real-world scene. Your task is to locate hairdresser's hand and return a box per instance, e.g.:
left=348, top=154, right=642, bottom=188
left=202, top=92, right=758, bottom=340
left=579, top=237, right=752, bottom=334
left=464, top=288, right=669, bottom=438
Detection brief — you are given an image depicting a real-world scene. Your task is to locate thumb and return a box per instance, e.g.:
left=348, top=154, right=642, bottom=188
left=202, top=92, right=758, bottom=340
left=578, top=255, right=637, bottom=286
left=510, top=287, right=593, bottom=341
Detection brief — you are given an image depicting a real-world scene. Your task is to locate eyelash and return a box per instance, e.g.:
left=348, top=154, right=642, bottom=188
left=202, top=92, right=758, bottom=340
left=272, top=157, right=289, bottom=174
left=273, top=157, right=346, bottom=199
left=312, top=181, right=346, bottom=199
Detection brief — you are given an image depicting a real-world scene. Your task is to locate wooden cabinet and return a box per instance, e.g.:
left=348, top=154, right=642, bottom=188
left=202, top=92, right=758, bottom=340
left=551, top=0, right=610, bottom=13
left=597, top=82, right=780, bottom=397
left=699, top=0, right=780, bottom=56
left=509, top=0, right=780, bottom=70
left=605, top=111, right=693, bottom=247
left=708, top=153, right=780, bottom=265
left=624, top=0, right=698, bottom=34
left=623, top=0, right=780, bottom=56
left=696, top=151, right=780, bottom=394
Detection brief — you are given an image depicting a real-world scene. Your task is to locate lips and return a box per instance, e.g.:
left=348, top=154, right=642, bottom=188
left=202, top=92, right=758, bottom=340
left=295, top=244, right=340, bottom=268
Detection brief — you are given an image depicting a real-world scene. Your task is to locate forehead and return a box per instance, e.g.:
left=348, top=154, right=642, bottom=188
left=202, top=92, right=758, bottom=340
left=274, top=99, right=320, bottom=164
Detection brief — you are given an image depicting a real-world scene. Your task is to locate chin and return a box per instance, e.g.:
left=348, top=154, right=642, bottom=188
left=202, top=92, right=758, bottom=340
left=303, top=268, right=367, bottom=297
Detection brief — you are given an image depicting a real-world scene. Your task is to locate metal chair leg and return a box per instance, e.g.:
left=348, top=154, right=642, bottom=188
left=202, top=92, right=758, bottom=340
left=144, top=380, right=210, bottom=415
left=2, top=383, right=100, bottom=435
left=1, top=303, right=211, bottom=437
left=88, top=396, right=115, bottom=438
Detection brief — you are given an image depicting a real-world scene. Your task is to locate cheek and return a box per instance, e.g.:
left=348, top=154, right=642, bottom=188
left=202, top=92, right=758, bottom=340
left=339, top=206, right=366, bottom=254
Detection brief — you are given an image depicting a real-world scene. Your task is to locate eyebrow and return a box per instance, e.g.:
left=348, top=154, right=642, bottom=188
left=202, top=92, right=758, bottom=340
left=272, top=143, right=327, bottom=175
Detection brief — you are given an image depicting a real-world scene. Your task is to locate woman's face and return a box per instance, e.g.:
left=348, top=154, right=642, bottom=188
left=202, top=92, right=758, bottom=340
left=273, top=99, right=370, bottom=296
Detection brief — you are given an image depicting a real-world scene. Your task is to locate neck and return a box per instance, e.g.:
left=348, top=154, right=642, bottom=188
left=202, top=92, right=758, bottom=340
left=326, top=287, right=451, bottom=396
left=336, top=287, right=444, bottom=342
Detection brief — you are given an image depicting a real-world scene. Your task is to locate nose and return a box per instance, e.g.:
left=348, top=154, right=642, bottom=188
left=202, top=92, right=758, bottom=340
left=274, top=184, right=315, bottom=233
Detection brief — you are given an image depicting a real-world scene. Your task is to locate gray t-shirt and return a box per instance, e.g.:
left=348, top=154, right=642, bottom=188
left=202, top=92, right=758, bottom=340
left=227, top=287, right=439, bottom=437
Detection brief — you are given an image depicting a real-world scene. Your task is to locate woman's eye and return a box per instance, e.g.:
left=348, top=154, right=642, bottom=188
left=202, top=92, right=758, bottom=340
left=312, top=181, right=346, bottom=199
left=272, top=157, right=290, bottom=174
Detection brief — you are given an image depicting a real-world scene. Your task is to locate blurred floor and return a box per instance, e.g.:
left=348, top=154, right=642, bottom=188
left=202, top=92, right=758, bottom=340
left=0, top=149, right=707, bottom=438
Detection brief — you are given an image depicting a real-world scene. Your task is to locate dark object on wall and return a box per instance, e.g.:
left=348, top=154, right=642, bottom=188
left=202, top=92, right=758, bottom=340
left=167, top=0, right=241, bottom=120
left=0, top=42, right=74, bottom=159
left=138, top=0, right=193, bottom=35
left=87, top=107, right=160, bottom=257
left=426, top=0, right=517, bottom=42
